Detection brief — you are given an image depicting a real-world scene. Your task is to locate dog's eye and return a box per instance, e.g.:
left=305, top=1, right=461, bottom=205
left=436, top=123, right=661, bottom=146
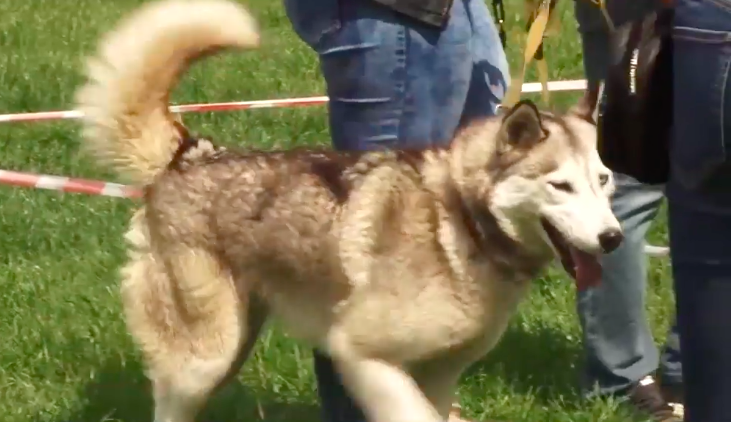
left=548, top=181, right=574, bottom=193
left=599, top=174, right=610, bottom=186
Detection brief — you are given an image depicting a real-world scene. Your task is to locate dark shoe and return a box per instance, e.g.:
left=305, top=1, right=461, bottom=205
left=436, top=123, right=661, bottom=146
left=627, top=375, right=683, bottom=422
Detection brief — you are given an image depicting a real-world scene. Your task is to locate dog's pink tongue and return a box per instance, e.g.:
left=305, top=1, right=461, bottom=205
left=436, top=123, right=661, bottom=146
left=571, top=248, right=602, bottom=292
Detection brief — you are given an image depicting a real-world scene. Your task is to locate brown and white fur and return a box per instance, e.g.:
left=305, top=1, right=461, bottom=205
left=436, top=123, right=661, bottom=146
left=75, top=1, right=623, bottom=421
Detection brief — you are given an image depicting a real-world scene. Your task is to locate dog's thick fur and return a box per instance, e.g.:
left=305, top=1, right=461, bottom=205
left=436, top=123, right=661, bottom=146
left=76, top=1, right=622, bottom=422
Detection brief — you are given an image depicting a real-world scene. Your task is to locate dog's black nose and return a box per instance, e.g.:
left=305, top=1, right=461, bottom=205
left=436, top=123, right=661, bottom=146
left=598, top=229, right=624, bottom=253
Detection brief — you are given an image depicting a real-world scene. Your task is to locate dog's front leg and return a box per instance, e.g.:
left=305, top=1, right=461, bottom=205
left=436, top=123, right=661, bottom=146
left=411, top=362, right=466, bottom=421
left=334, top=356, right=442, bottom=422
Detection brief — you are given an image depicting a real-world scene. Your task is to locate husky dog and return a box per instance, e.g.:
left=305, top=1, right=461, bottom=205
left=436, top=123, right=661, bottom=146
left=75, top=1, right=623, bottom=421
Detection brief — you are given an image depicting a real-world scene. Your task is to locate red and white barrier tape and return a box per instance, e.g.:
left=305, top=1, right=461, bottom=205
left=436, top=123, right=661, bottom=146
left=0, top=79, right=587, bottom=124
left=0, top=169, right=141, bottom=198
left=0, top=96, right=330, bottom=123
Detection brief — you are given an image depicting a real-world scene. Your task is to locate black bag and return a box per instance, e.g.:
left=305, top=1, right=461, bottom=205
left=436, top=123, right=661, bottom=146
left=598, top=7, right=673, bottom=185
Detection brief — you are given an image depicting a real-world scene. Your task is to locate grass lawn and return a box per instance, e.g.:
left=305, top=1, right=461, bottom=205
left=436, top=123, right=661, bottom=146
left=0, top=0, right=675, bottom=421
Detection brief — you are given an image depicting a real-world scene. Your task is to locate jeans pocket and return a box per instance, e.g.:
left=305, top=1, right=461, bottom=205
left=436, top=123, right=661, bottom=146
left=283, top=0, right=341, bottom=47
left=672, top=26, right=731, bottom=188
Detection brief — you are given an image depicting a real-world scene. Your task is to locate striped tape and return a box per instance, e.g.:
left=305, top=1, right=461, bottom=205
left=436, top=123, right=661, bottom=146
left=0, top=79, right=588, bottom=124
left=0, top=169, right=141, bottom=198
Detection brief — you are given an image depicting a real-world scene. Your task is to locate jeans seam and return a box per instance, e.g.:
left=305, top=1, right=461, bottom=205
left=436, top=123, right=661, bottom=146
left=720, top=50, right=730, bottom=159
left=674, top=31, right=731, bottom=43
left=675, top=34, right=731, bottom=43
left=710, top=0, right=731, bottom=14
left=394, top=24, right=407, bottom=141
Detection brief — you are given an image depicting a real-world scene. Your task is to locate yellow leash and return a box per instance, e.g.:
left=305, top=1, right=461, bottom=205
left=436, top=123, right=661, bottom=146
left=592, top=0, right=616, bottom=31
left=500, top=0, right=615, bottom=109
left=535, top=45, right=551, bottom=104
left=501, top=0, right=552, bottom=108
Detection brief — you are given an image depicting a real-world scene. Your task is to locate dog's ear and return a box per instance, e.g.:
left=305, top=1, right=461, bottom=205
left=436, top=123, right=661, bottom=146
left=568, top=82, right=602, bottom=125
left=171, top=114, right=192, bottom=140
left=497, top=100, right=548, bottom=153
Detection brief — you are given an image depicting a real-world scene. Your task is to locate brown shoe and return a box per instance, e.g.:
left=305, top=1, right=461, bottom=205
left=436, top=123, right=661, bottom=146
left=449, top=402, right=474, bottom=422
left=449, top=412, right=473, bottom=422
left=660, top=381, right=685, bottom=420
left=627, top=375, right=683, bottom=422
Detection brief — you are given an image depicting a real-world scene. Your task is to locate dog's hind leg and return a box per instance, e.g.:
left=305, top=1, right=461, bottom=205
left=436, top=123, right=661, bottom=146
left=214, top=294, right=268, bottom=390
left=122, top=244, right=265, bottom=422
left=327, top=333, right=443, bottom=422
left=151, top=299, right=267, bottom=422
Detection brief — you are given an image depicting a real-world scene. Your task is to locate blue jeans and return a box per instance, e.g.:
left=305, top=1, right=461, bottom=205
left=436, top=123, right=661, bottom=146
left=577, top=177, right=683, bottom=395
left=285, top=0, right=508, bottom=150
left=670, top=1, right=731, bottom=420
left=574, top=0, right=682, bottom=396
left=284, top=0, right=509, bottom=421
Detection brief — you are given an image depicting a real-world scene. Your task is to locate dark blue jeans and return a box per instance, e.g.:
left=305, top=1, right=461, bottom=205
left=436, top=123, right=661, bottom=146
left=669, top=1, right=731, bottom=421
left=284, top=0, right=509, bottom=421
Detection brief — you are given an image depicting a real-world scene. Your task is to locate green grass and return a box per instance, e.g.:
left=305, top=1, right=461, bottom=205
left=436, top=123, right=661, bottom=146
left=0, top=0, right=674, bottom=421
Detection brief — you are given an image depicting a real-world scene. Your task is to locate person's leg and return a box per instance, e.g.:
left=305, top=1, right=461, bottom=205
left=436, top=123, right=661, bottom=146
left=669, top=204, right=731, bottom=422
left=669, top=1, right=731, bottom=420
left=660, top=321, right=683, bottom=402
left=287, top=0, right=474, bottom=152
left=573, top=0, right=612, bottom=87
left=458, top=0, right=509, bottom=124
left=285, top=1, right=506, bottom=421
left=573, top=2, right=681, bottom=417
left=668, top=194, right=731, bottom=422
left=574, top=0, right=667, bottom=79
left=577, top=174, right=664, bottom=395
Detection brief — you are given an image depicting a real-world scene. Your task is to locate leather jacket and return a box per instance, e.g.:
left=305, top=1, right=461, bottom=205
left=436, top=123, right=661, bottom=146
left=370, top=0, right=455, bottom=27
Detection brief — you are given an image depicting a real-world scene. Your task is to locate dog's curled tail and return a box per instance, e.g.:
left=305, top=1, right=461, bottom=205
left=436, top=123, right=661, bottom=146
left=75, top=0, right=259, bottom=185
